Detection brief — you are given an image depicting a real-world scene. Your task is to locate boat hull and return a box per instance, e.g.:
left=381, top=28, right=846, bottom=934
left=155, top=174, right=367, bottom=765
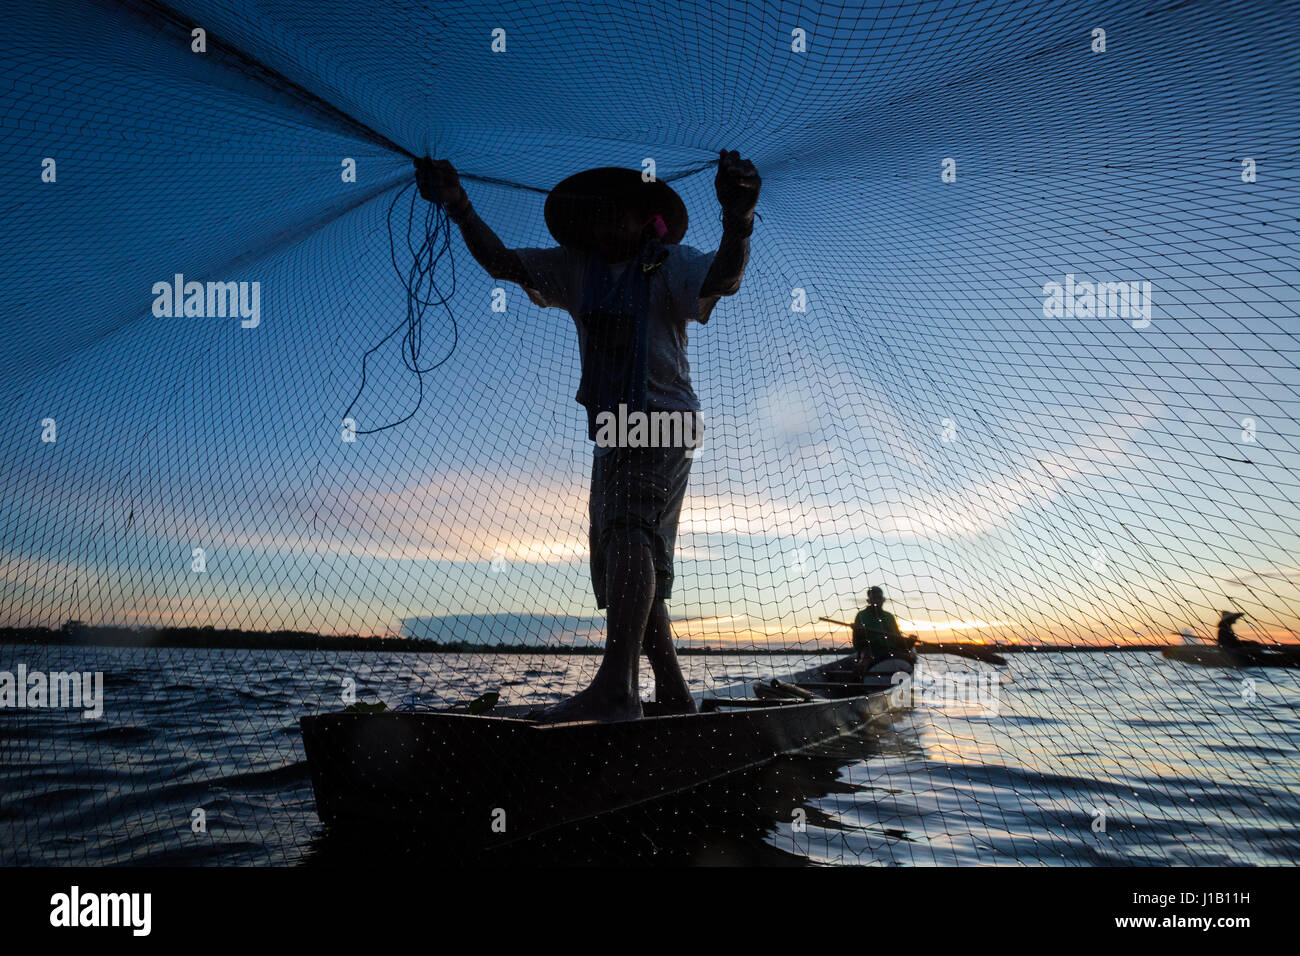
left=1162, top=645, right=1300, bottom=669
left=300, top=665, right=898, bottom=845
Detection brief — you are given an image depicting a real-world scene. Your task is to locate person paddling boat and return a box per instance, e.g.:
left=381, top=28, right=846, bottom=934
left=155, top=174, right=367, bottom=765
left=852, top=586, right=916, bottom=673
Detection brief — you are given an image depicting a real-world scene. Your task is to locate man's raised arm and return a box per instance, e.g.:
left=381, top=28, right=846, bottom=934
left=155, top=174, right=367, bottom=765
left=700, top=149, right=760, bottom=304
left=414, top=158, right=531, bottom=287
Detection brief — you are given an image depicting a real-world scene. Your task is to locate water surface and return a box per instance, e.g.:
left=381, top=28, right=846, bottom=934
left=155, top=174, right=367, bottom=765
left=1, top=646, right=1295, bottom=865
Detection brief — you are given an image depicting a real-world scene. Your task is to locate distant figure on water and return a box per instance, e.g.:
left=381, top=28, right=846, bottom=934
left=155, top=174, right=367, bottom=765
left=416, top=151, right=759, bottom=722
left=1215, top=610, right=1258, bottom=649
left=852, top=586, right=913, bottom=671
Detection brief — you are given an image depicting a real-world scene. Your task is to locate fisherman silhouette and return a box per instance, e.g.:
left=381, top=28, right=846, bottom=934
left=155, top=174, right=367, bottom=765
left=1215, top=610, right=1259, bottom=649
left=415, top=150, right=759, bottom=721
left=852, top=586, right=915, bottom=672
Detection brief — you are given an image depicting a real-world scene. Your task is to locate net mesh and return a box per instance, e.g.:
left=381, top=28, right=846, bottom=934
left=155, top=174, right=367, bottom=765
left=0, top=0, right=1297, bottom=865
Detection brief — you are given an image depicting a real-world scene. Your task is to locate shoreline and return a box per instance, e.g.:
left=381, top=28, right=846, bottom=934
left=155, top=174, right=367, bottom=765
left=0, top=625, right=1278, bottom=655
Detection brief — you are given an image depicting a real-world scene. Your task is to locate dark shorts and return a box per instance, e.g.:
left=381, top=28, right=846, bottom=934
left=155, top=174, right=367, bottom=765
left=589, top=441, right=695, bottom=609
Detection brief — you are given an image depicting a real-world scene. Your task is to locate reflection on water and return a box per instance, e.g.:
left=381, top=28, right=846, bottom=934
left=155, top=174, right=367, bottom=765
left=1, top=645, right=1296, bottom=865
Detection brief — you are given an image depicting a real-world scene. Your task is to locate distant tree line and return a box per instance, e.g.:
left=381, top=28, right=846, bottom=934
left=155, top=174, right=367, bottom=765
left=0, top=622, right=850, bottom=654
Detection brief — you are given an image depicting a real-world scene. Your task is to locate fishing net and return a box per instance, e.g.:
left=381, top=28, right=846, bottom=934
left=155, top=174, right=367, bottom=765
left=1, top=0, right=1297, bottom=865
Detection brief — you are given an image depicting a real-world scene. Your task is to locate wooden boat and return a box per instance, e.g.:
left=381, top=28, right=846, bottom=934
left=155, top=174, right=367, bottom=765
left=1162, top=644, right=1300, bottom=669
left=299, top=655, right=908, bottom=847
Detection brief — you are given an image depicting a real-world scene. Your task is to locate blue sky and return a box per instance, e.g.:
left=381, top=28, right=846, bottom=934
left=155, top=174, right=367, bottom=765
left=1, top=0, right=1296, bottom=647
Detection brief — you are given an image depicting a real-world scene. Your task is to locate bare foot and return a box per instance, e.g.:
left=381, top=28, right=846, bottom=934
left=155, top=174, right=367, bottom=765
left=528, top=688, right=644, bottom=724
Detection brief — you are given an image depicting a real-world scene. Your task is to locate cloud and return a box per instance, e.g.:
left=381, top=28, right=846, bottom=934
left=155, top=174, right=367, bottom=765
left=1219, top=566, right=1300, bottom=588
left=4, top=394, right=1166, bottom=580
left=675, top=429, right=1122, bottom=544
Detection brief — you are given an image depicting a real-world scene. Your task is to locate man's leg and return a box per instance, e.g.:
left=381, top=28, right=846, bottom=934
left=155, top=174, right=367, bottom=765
left=640, top=439, right=695, bottom=712
left=586, top=524, right=656, bottom=708
left=532, top=449, right=655, bottom=722
left=531, top=525, right=653, bottom=722
left=642, top=599, right=695, bottom=713
left=532, top=438, right=695, bottom=722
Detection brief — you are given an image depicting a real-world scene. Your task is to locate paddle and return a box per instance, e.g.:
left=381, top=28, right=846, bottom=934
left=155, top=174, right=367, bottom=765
left=818, top=617, right=1007, bottom=666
